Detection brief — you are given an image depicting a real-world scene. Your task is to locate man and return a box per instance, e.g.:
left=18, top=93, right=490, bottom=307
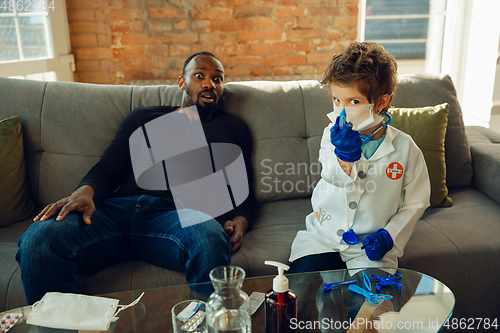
left=16, top=52, right=254, bottom=304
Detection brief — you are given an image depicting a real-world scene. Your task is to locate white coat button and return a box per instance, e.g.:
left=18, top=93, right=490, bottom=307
left=349, top=201, right=357, bottom=209
left=337, top=229, right=345, bottom=236
left=358, top=171, right=366, bottom=179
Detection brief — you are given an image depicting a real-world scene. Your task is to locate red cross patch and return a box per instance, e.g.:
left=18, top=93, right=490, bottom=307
left=386, top=162, right=403, bottom=180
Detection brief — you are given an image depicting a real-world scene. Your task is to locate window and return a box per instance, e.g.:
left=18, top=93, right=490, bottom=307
left=0, top=0, right=53, bottom=62
left=0, top=0, right=74, bottom=81
left=359, top=0, right=500, bottom=129
left=359, top=0, right=448, bottom=74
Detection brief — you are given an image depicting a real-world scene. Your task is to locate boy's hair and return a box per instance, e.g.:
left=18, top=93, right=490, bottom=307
left=182, top=51, right=219, bottom=76
left=321, top=42, right=398, bottom=113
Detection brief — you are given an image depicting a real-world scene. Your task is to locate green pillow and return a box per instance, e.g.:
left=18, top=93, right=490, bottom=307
left=0, top=116, right=37, bottom=227
left=387, top=103, right=452, bottom=207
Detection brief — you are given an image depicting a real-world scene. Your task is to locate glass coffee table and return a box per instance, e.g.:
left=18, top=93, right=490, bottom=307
left=1, top=267, right=454, bottom=332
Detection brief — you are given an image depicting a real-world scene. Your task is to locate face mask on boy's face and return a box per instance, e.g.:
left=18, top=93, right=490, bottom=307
left=332, top=103, right=384, bottom=131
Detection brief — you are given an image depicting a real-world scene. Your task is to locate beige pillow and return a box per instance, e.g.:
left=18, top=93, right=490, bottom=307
left=0, top=116, right=37, bottom=227
left=387, top=103, right=452, bottom=207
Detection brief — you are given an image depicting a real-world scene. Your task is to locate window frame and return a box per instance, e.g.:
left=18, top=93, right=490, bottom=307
left=0, top=0, right=74, bottom=81
left=358, top=0, right=447, bottom=74
left=358, top=0, right=500, bottom=128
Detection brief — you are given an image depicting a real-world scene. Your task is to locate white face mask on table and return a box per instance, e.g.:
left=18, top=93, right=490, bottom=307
left=26, top=292, right=144, bottom=331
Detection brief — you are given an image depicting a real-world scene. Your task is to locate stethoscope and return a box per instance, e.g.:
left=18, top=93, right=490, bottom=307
left=359, top=113, right=392, bottom=143
left=341, top=113, right=392, bottom=245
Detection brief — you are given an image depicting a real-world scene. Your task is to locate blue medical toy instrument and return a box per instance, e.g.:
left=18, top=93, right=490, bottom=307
left=370, top=273, right=402, bottom=291
left=348, top=272, right=392, bottom=305
left=342, top=229, right=359, bottom=245
left=340, top=108, right=347, bottom=127
left=323, top=279, right=357, bottom=292
left=360, top=113, right=392, bottom=144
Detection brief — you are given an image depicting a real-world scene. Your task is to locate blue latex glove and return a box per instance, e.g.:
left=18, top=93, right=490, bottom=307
left=330, top=110, right=362, bottom=162
left=361, top=229, right=394, bottom=261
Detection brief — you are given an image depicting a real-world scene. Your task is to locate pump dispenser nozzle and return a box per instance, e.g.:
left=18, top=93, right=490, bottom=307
left=264, top=260, right=289, bottom=293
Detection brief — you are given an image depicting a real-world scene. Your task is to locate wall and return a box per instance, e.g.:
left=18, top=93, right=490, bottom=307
left=67, top=0, right=358, bottom=84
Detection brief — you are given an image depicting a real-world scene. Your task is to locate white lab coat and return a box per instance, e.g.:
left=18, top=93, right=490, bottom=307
left=289, top=123, right=431, bottom=269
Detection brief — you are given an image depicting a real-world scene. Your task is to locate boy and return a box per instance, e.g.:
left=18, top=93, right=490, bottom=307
left=289, top=42, right=431, bottom=273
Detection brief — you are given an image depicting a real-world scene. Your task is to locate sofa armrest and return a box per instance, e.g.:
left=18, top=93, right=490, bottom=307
left=465, top=126, right=500, bottom=205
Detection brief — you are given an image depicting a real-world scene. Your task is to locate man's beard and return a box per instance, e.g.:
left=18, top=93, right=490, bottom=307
left=186, top=87, right=222, bottom=121
left=196, top=102, right=220, bottom=120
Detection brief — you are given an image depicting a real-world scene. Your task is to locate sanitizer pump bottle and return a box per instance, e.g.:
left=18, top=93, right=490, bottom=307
left=264, top=261, right=297, bottom=333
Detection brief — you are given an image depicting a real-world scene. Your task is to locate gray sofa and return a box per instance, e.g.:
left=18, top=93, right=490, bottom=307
left=1, top=74, right=499, bottom=321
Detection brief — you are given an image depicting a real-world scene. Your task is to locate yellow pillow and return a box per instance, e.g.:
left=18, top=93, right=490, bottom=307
left=387, top=103, right=452, bottom=207
left=0, top=116, right=37, bottom=227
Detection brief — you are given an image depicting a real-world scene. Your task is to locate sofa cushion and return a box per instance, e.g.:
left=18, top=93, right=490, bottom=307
left=0, top=116, right=37, bottom=227
left=410, top=187, right=500, bottom=317
left=36, top=82, right=133, bottom=206
left=222, top=81, right=329, bottom=204
left=388, top=103, right=451, bottom=207
left=465, top=126, right=500, bottom=205
left=392, top=74, right=472, bottom=188
left=223, top=81, right=307, bottom=204
left=239, top=198, right=312, bottom=277
left=0, top=219, right=32, bottom=243
left=0, top=243, right=26, bottom=311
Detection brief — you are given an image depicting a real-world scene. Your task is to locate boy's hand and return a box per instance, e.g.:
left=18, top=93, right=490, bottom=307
left=361, top=229, right=394, bottom=260
left=330, top=111, right=362, bottom=162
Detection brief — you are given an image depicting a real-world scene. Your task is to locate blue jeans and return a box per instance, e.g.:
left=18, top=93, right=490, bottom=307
left=16, top=195, right=231, bottom=304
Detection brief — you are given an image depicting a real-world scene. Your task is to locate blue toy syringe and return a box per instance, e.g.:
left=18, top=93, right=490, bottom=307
left=339, top=107, right=347, bottom=127
left=323, top=279, right=357, bottom=292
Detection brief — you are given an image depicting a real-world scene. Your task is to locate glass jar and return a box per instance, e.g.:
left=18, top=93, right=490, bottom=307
left=206, top=266, right=251, bottom=333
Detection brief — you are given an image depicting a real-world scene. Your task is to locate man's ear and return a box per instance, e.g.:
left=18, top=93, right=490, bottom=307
left=376, top=94, right=391, bottom=112
left=178, top=76, right=186, bottom=90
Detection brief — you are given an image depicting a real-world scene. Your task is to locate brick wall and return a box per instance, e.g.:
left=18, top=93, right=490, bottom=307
left=67, top=0, right=358, bottom=84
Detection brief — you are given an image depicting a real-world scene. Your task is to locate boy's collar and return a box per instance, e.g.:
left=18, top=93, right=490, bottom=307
left=366, top=126, right=397, bottom=161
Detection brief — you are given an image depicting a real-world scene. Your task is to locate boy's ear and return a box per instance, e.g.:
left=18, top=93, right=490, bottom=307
left=376, top=94, right=391, bottom=112
left=178, top=76, right=186, bottom=90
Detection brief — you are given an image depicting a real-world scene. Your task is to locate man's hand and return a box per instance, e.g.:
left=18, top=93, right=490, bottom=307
left=33, top=185, right=96, bottom=225
left=224, top=216, right=249, bottom=254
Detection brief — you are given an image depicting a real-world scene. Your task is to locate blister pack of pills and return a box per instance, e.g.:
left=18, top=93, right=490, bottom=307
left=0, top=313, right=22, bottom=333
left=180, top=310, right=205, bottom=332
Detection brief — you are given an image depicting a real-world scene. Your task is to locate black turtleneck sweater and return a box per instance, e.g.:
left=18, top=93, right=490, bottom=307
left=78, top=106, right=254, bottom=225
